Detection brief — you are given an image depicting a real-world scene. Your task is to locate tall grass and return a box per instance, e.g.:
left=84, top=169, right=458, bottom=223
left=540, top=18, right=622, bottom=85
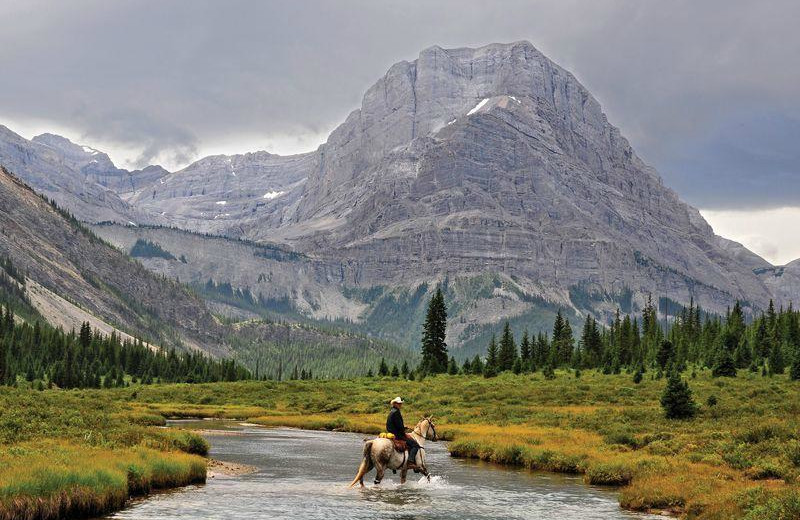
left=0, top=441, right=205, bottom=520
left=0, top=388, right=208, bottom=520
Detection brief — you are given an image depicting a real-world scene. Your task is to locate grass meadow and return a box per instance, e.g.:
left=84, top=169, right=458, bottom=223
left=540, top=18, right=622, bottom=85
left=2, top=369, right=800, bottom=518
left=0, top=389, right=207, bottom=520
left=126, top=369, right=800, bottom=519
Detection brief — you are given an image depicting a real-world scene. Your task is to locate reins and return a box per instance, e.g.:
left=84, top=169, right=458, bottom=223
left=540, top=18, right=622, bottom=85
left=412, top=418, right=438, bottom=441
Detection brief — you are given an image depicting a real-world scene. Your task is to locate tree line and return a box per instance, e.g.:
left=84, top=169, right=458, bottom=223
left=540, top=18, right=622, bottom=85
left=404, top=291, right=800, bottom=383
left=0, top=304, right=251, bottom=388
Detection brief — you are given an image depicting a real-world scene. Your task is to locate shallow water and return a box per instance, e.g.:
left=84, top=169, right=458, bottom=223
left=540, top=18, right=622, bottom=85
left=107, top=421, right=660, bottom=520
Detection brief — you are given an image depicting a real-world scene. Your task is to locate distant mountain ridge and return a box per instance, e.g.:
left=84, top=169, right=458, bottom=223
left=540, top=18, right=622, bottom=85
left=0, top=165, right=413, bottom=372
left=1, top=41, right=797, bottom=355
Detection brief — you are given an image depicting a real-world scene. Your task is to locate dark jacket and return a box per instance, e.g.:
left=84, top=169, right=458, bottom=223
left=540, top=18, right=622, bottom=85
left=386, top=407, right=406, bottom=438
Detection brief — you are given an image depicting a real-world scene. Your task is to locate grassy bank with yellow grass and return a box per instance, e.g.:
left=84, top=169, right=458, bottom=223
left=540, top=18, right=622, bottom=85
left=121, top=369, right=800, bottom=519
left=0, top=389, right=207, bottom=520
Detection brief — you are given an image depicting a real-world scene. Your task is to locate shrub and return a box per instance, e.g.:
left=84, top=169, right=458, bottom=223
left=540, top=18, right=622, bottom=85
left=660, top=370, right=697, bottom=419
left=168, top=432, right=210, bottom=455
left=585, top=461, right=635, bottom=485
left=604, top=428, right=642, bottom=449
left=712, top=350, right=737, bottom=377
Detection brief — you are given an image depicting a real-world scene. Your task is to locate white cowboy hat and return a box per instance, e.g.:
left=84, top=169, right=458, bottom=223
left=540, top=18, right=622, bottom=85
left=390, top=396, right=404, bottom=404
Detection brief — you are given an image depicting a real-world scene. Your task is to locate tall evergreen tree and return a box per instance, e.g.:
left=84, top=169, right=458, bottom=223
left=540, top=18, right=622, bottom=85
left=471, top=354, right=484, bottom=375
left=498, top=321, right=517, bottom=371
left=551, top=311, right=574, bottom=366
left=580, top=314, right=602, bottom=367
left=656, top=340, right=675, bottom=370
left=447, top=356, right=458, bottom=375
left=769, top=340, right=786, bottom=375
left=790, top=355, right=800, bottom=381
left=519, top=329, right=532, bottom=370
left=420, top=286, right=448, bottom=373
left=484, top=335, right=499, bottom=377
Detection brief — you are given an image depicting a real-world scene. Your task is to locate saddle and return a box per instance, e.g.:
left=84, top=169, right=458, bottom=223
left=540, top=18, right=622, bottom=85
left=392, top=439, right=408, bottom=453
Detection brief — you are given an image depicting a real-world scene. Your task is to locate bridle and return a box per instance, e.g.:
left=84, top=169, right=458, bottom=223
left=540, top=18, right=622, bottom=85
left=413, top=418, right=438, bottom=442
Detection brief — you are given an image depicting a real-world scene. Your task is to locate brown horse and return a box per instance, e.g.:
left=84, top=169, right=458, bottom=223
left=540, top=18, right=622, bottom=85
left=349, top=416, right=438, bottom=487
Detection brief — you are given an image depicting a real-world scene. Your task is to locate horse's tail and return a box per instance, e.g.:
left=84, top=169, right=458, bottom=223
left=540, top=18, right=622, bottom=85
left=348, top=440, right=373, bottom=488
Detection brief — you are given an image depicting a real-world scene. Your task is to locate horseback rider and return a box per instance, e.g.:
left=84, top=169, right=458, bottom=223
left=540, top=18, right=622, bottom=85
left=386, top=396, right=420, bottom=469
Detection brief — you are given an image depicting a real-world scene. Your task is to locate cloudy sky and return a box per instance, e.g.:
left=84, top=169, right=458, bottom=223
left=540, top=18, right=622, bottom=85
left=1, top=0, right=798, bottom=263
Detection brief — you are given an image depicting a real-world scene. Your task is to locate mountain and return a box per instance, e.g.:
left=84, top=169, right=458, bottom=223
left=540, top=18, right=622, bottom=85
left=0, top=165, right=413, bottom=372
left=87, top=41, right=796, bottom=354
left=0, top=165, right=224, bottom=353
left=3, top=42, right=796, bottom=355
left=128, top=151, right=313, bottom=235
left=0, top=126, right=166, bottom=224
left=253, top=42, right=774, bottom=319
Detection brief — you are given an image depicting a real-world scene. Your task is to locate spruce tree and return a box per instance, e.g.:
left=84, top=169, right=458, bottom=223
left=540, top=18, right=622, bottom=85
left=390, top=364, right=400, bottom=377
left=498, top=321, right=517, bottom=371
left=656, top=340, right=675, bottom=370
left=534, top=332, right=549, bottom=369
left=485, top=335, right=499, bottom=374
left=519, top=330, right=532, bottom=369
left=0, top=337, right=6, bottom=385
left=471, top=354, right=483, bottom=375
left=447, top=356, right=458, bottom=375
left=712, top=348, right=737, bottom=377
left=580, top=314, right=602, bottom=367
left=790, top=356, right=800, bottom=381
left=79, top=321, right=92, bottom=349
left=420, top=286, right=448, bottom=373
left=378, top=358, right=389, bottom=376
left=551, top=311, right=574, bottom=366
left=769, top=341, right=786, bottom=375
left=661, top=370, right=697, bottom=419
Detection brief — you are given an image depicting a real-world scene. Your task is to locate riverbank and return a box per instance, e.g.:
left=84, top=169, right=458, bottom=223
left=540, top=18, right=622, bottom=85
left=0, top=389, right=207, bottom=520
left=124, top=370, right=800, bottom=519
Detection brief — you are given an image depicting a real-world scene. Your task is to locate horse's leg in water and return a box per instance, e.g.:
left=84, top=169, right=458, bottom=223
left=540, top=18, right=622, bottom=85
left=349, top=441, right=376, bottom=488
left=373, top=462, right=385, bottom=485
left=359, top=458, right=373, bottom=488
left=418, top=449, right=430, bottom=481
left=400, top=468, right=408, bottom=484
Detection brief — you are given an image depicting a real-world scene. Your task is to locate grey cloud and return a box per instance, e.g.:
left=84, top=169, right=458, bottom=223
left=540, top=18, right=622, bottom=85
left=0, top=0, right=798, bottom=208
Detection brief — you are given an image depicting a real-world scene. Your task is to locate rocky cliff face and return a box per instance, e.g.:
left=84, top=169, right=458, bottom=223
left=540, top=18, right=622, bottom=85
left=0, top=166, right=226, bottom=354
left=254, top=42, right=777, bottom=319
left=128, top=151, right=315, bottom=234
left=0, top=126, right=147, bottom=223
left=1, top=42, right=795, bottom=351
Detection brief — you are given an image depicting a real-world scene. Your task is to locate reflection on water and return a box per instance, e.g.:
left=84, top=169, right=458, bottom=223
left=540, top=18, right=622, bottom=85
left=107, top=422, right=660, bottom=520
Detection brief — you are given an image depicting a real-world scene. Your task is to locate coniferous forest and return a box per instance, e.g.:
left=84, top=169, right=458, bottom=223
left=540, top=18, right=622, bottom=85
left=395, top=295, right=800, bottom=381
left=486, top=298, right=800, bottom=378
left=0, top=304, right=250, bottom=388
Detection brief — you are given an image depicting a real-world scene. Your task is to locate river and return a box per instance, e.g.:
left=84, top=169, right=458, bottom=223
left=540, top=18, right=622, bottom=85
left=107, top=421, right=660, bottom=520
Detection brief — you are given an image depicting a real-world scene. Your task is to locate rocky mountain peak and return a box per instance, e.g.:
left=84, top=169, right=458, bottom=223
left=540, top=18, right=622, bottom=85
left=293, top=41, right=652, bottom=224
